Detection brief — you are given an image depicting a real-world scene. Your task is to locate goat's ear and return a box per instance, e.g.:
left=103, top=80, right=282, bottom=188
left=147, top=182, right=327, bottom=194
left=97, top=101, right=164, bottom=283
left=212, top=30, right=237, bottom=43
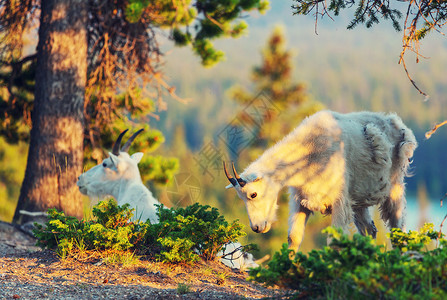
left=130, top=152, right=144, bottom=163
left=225, top=184, right=235, bottom=189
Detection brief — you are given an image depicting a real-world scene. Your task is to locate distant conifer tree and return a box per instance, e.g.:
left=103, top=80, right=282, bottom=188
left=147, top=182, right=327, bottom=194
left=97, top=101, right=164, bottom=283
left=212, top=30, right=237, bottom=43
left=231, top=27, right=323, bottom=155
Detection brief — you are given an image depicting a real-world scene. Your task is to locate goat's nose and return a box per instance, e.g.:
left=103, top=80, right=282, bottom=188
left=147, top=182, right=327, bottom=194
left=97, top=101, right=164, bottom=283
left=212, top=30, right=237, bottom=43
left=251, top=225, right=261, bottom=233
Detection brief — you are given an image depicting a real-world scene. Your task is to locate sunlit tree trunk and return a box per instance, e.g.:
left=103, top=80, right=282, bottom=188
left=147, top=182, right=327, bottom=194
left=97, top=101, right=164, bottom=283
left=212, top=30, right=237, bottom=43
left=13, top=0, right=88, bottom=224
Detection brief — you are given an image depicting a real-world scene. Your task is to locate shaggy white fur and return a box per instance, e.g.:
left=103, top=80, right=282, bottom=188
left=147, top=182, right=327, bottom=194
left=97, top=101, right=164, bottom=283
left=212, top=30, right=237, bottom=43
left=226, top=110, right=417, bottom=250
left=77, top=151, right=159, bottom=224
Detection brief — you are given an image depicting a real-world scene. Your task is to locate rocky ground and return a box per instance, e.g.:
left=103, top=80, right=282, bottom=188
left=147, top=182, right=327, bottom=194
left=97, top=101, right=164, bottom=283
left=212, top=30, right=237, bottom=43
left=0, top=221, right=289, bottom=300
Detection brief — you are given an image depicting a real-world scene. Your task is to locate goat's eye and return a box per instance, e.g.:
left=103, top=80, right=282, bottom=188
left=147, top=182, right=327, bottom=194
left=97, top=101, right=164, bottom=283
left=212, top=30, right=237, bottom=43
left=102, top=162, right=107, bottom=168
left=250, top=192, right=257, bottom=199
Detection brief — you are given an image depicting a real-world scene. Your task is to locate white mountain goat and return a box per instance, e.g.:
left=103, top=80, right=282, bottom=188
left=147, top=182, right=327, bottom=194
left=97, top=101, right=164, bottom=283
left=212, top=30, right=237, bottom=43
left=224, top=110, right=417, bottom=250
left=77, top=129, right=257, bottom=270
left=77, top=129, right=159, bottom=224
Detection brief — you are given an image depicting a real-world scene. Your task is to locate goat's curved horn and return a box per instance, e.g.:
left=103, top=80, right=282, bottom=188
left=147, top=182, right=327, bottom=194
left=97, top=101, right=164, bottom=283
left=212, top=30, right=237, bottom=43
left=121, top=129, right=144, bottom=153
left=112, top=129, right=129, bottom=155
left=232, top=162, right=246, bottom=187
left=223, top=161, right=237, bottom=186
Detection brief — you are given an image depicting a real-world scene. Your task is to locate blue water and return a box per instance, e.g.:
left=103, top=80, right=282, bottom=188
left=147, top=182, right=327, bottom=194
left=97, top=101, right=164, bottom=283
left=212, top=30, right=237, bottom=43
left=406, top=197, right=447, bottom=231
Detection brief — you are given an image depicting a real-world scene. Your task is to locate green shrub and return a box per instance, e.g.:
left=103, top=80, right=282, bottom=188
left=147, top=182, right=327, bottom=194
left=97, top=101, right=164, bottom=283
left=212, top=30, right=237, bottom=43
left=34, top=199, right=147, bottom=257
left=92, top=200, right=135, bottom=228
left=144, top=203, right=247, bottom=263
left=389, top=223, right=439, bottom=252
left=157, top=237, right=199, bottom=263
left=34, top=209, right=92, bottom=257
left=249, top=225, right=447, bottom=299
left=34, top=200, right=248, bottom=264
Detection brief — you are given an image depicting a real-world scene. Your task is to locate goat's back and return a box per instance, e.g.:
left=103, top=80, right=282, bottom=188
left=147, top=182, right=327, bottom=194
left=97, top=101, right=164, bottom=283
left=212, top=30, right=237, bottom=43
left=332, top=111, right=417, bottom=207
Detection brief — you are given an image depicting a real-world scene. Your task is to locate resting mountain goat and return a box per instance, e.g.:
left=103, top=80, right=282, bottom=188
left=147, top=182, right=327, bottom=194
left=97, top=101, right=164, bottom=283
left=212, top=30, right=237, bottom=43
left=224, top=110, right=417, bottom=250
left=77, top=129, right=257, bottom=270
left=77, top=129, right=159, bottom=224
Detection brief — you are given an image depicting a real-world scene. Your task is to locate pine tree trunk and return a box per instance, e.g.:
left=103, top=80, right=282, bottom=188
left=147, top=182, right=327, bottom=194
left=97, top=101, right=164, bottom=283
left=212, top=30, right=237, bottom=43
left=13, top=0, right=88, bottom=224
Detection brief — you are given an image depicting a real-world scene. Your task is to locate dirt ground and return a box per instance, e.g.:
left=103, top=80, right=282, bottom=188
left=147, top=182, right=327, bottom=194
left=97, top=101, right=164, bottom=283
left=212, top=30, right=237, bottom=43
left=0, top=221, right=290, bottom=300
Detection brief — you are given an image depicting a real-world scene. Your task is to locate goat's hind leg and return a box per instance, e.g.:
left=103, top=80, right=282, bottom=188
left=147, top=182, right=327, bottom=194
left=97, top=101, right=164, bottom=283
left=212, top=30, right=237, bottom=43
left=288, top=188, right=311, bottom=251
left=381, top=182, right=407, bottom=231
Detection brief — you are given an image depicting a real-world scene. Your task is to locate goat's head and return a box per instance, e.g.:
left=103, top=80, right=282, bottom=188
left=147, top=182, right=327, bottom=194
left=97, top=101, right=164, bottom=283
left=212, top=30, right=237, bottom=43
left=77, top=129, right=144, bottom=199
left=224, top=162, right=280, bottom=234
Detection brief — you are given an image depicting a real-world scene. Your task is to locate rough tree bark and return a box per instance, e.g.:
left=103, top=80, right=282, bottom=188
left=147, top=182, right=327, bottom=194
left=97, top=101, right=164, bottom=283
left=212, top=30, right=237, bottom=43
left=13, top=0, right=88, bottom=224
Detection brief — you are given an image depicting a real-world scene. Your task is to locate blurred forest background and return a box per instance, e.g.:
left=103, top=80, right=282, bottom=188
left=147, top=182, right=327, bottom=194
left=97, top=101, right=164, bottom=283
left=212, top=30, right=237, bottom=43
left=1, top=1, right=446, bottom=257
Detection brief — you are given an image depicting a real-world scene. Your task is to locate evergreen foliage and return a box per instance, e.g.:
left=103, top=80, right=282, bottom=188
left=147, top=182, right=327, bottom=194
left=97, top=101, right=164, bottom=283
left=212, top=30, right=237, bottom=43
left=292, top=0, right=446, bottom=36
left=0, top=58, right=35, bottom=143
left=292, top=0, right=447, bottom=79
left=33, top=200, right=248, bottom=264
left=0, top=0, right=268, bottom=187
left=249, top=224, right=447, bottom=299
left=0, top=0, right=269, bottom=144
left=145, top=203, right=247, bottom=262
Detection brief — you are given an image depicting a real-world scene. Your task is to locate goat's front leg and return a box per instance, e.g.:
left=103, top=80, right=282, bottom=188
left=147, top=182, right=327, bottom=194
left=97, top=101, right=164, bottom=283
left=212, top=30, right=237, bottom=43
left=353, top=207, right=377, bottom=238
left=288, top=188, right=311, bottom=251
left=327, top=196, right=352, bottom=245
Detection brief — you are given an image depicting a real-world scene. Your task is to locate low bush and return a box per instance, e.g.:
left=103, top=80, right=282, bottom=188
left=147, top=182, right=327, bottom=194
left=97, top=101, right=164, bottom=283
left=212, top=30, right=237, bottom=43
left=249, top=224, right=447, bottom=299
left=34, top=200, right=146, bottom=258
left=144, top=203, right=247, bottom=263
left=34, top=200, right=248, bottom=264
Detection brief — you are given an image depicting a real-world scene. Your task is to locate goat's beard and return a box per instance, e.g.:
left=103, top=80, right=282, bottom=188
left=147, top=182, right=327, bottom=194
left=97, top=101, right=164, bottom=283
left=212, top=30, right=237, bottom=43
left=78, top=186, right=89, bottom=196
left=262, top=201, right=279, bottom=233
left=77, top=184, right=111, bottom=201
left=261, top=222, right=272, bottom=233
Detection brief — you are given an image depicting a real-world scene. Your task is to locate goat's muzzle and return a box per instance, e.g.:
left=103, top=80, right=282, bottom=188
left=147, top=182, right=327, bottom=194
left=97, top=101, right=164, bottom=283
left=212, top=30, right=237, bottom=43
left=251, top=222, right=271, bottom=234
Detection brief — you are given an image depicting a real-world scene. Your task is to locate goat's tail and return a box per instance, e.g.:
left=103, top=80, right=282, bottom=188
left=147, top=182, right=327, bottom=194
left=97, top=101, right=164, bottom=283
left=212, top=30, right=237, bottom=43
left=390, top=114, right=418, bottom=177
left=399, top=138, right=418, bottom=177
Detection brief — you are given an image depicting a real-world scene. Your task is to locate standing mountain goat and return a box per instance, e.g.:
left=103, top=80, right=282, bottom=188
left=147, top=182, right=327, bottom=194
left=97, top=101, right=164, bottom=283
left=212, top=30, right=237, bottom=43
left=77, top=129, right=257, bottom=270
left=225, top=110, right=417, bottom=250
